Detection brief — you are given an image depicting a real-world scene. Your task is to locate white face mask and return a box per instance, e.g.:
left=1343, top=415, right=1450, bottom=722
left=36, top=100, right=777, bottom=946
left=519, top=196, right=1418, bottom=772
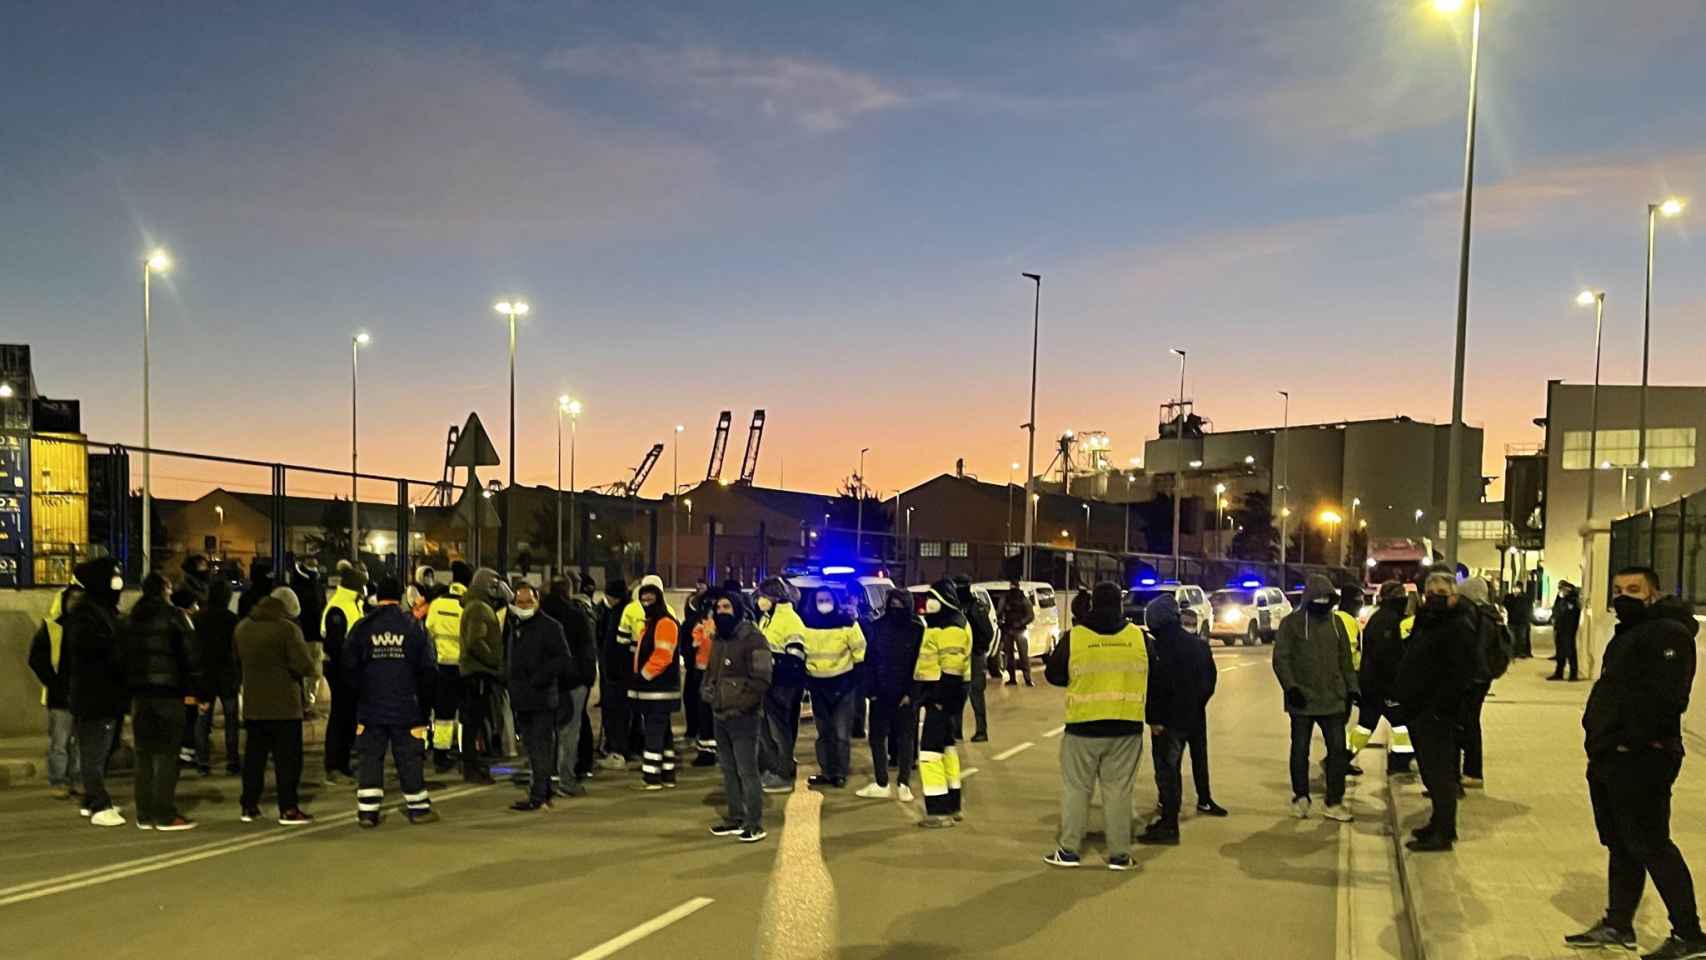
left=109, top=575, right=124, bottom=592
left=816, top=601, right=836, bottom=615
left=757, top=596, right=774, bottom=612
left=513, top=605, right=537, bottom=621
left=924, top=598, right=942, bottom=615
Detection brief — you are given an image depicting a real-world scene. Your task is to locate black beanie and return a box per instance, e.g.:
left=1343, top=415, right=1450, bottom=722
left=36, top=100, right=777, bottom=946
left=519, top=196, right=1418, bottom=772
left=451, top=560, right=474, bottom=586
left=374, top=576, right=403, bottom=602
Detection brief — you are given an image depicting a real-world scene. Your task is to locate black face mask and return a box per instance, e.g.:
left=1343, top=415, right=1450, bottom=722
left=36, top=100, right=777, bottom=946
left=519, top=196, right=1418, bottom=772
left=1309, top=599, right=1334, bottom=615
left=1612, top=596, right=1648, bottom=624
left=1423, top=595, right=1450, bottom=612
left=712, top=613, right=739, bottom=637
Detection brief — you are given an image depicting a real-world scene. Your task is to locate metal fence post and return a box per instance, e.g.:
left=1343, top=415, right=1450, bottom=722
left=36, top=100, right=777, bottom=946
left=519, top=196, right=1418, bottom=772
left=396, top=479, right=409, bottom=581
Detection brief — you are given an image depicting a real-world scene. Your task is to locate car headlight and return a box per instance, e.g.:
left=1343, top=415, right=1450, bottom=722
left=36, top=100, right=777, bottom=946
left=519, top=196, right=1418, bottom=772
left=1220, top=608, right=1244, bottom=624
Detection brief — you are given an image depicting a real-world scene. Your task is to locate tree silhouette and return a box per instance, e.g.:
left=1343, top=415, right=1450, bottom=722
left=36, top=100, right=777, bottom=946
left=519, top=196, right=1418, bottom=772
left=1229, top=491, right=1279, bottom=562
left=304, top=498, right=354, bottom=570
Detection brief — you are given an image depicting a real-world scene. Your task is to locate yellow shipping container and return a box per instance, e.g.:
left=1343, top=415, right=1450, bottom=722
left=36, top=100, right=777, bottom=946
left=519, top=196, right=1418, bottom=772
left=31, top=433, right=88, bottom=584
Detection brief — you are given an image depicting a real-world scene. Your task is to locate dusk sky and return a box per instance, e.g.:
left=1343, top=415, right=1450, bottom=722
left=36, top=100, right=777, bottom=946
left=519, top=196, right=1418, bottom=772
left=6, top=0, right=1706, bottom=503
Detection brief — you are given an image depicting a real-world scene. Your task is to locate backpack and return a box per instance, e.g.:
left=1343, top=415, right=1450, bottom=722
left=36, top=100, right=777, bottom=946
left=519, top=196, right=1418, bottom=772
left=1473, top=602, right=1513, bottom=682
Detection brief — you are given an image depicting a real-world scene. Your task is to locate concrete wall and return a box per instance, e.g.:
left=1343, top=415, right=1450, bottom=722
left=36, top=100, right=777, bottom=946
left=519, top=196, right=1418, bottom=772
left=1, top=590, right=60, bottom=736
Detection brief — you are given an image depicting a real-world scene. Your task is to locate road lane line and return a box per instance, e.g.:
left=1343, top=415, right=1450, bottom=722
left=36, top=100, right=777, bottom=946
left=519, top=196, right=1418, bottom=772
left=960, top=767, right=980, bottom=779
left=0, top=783, right=491, bottom=908
left=1042, top=725, right=1065, bottom=738
left=572, top=897, right=714, bottom=960
left=992, top=742, right=1034, bottom=761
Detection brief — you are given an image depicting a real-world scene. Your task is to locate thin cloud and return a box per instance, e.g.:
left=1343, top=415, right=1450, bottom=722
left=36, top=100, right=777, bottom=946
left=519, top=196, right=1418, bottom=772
left=544, top=42, right=915, bottom=132
left=1407, top=148, right=1706, bottom=232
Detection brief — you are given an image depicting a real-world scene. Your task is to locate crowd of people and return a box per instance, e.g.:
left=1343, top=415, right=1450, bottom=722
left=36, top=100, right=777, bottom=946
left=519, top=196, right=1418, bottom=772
left=24, top=550, right=1706, bottom=958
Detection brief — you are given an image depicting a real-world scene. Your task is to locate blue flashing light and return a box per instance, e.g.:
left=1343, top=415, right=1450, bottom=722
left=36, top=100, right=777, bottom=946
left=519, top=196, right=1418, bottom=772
left=1138, top=577, right=1159, bottom=587
left=1240, top=578, right=1263, bottom=589
left=822, top=565, right=856, bottom=576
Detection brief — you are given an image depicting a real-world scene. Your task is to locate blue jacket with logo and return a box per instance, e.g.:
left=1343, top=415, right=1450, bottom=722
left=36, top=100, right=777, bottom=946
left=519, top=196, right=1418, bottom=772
left=342, top=603, right=437, bottom=727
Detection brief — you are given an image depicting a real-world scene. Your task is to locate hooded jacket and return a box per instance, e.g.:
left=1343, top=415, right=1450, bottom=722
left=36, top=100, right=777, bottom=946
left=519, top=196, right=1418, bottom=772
left=1393, top=599, right=1475, bottom=724
left=1272, top=575, right=1359, bottom=716
left=29, top=586, right=82, bottom=709
left=702, top=615, right=773, bottom=720
left=63, top=583, right=128, bottom=719
left=290, top=562, right=327, bottom=644
left=191, top=579, right=241, bottom=696
left=1142, top=596, right=1212, bottom=734
left=758, top=577, right=810, bottom=688
left=459, top=568, right=505, bottom=679
left=342, top=602, right=436, bottom=726
left=1359, top=595, right=1410, bottom=704
left=235, top=595, right=318, bottom=721
left=124, top=591, right=202, bottom=699
left=1552, top=586, right=1583, bottom=642
left=543, top=588, right=599, bottom=690
left=506, top=608, right=571, bottom=713
left=598, top=580, right=633, bottom=685
left=799, top=590, right=867, bottom=681
left=1583, top=596, right=1699, bottom=757
left=916, top=580, right=971, bottom=684
left=955, top=579, right=996, bottom=657
left=865, top=588, right=924, bottom=699
left=629, top=589, right=682, bottom=701
left=999, top=588, right=1035, bottom=637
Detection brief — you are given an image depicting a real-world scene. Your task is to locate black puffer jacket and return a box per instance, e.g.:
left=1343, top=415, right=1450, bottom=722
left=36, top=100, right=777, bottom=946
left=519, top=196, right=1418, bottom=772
left=703, top=619, right=773, bottom=720
left=124, top=594, right=202, bottom=699
left=1584, top=597, right=1699, bottom=757
left=956, top=582, right=995, bottom=657
left=192, top=581, right=240, bottom=696
left=1358, top=598, right=1409, bottom=705
left=1394, top=601, right=1475, bottom=724
left=865, top=589, right=924, bottom=699
left=544, top=592, right=600, bottom=690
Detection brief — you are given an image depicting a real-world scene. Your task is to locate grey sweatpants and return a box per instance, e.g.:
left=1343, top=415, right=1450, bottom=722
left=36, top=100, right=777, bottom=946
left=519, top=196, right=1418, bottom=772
left=1058, top=732, right=1144, bottom=858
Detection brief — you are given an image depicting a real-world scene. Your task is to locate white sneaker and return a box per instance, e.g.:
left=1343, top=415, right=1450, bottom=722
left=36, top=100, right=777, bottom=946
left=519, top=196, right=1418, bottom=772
left=1322, top=803, right=1353, bottom=823
left=855, top=781, right=893, bottom=800
left=897, top=784, right=915, bottom=804
left=78, top=807, right=91, bottom=818
left=1290, top=797, right=1311, bottom=820
left=91, top=808, right=126, bottom=827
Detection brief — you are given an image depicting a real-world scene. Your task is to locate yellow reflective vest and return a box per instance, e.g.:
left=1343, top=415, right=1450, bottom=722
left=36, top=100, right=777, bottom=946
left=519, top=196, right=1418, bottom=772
left=802, top=624, right=867, bottom=679
left=1335, top=610, right=1363, bottom=672
left=426, top=583, right=467, bottom=664
left=760, top=602, right=809, bottom=654
left=1065, top=623, right=1149, bottom=725
left=322, top=586, right=366, bottom=645
left=915, top=620, right=971, bottom=682
left=39, top=588, right=68, bottom=706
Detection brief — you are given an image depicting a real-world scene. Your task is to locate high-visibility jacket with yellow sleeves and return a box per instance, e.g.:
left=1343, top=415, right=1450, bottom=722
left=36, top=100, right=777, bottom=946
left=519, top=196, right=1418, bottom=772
left=425, top=583, right=467, bottom=664
left=1064, top=623, right=1150, bottom=724
left=1335, top=610, right=1363, bottom=672
left=760, top=601, right=810, bottom=687
left=914, top=619, right=971, bottom=682
left=37, top=587, right=69, bottom=706
left=801, top=623, right=867, bottom=679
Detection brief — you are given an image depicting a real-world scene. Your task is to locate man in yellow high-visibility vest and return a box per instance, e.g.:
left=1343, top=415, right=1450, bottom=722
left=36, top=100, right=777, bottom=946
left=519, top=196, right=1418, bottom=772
left=1043, top=582, right=1148, bottom=871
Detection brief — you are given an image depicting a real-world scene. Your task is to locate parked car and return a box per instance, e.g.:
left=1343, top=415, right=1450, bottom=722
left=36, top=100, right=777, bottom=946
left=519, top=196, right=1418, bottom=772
left=1121, top=583, right=1212, bottom=641
left=972, top=580, right=1061, bottom=658
left=1208, top=586, right=1292, bottom=646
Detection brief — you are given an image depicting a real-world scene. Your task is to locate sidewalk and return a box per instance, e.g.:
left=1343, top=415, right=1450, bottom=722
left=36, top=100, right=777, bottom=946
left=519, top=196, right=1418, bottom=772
left=0, top=711, right=329, bottom=788
left=1389, top=652, right=1706, bottom=959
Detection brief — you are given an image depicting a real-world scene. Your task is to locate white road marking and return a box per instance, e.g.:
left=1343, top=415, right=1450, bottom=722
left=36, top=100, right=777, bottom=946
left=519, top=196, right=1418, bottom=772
left=1042, top=725, right=1066, bottom=738
left=960, top=767, right=980, bottom=779
left=0, top=783, right=491, bottom=908
left=570, top=897, right=715, bottom=960
left=992, top=742, right=1034, bottom=761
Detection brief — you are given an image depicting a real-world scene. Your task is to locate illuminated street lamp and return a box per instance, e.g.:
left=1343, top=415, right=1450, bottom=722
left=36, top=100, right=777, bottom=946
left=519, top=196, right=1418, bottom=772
left=1576, top=290, right=1607, bottom=544
left=349, top=331, right=371, bottom=562
left=493, top=299, right=530, bottom=571
left=140, top=249, right=171, bottom=574
left=1021, top=271, right=1042, bottom=581
left=1432, top=0, right=1484, bottom=569
left=1214, top=483, right=1228, bottom=558
left=0, top=383, right=12, bottom=399
left=555, top=395, right=581, bottom=574
left=1320, top=509, right=1344, bottom=566
left=1637, top=198, right=1686, bottom=508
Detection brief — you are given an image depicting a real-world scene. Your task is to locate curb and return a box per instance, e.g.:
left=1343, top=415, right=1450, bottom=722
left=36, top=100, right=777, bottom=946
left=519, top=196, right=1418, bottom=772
left=0, top=757, right=40, bottom=788
left=1383, top=769, right=1427, bottom=960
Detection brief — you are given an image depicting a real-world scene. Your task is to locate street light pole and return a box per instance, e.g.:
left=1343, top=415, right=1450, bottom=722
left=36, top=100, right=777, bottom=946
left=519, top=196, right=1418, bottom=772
left=857, top=447, right=869, bottom=559
left=1170, top=347, right=1188, bottom=580
left=1021, top=272, right=1042, bottom=582
left=672, top=424, right=684, bottom=586
left=1214, top=483, right=1227, bottom=559
left=1638, top=199, right=1686, bottom=510
left=568, top=400, right=581, bottom=570
left=1440, top=0, right=1482, bottom=570
left=1278, top=390, right=1290, bottom=587
left=351, top=332, right=369, bottom=563
left=140, top=250, right=170, bottom=575
left=556, top=396, right=570, bottom=577
left=1008, top=462, right=1019, bottom=551
left=493, top=299, right=530, bottom=572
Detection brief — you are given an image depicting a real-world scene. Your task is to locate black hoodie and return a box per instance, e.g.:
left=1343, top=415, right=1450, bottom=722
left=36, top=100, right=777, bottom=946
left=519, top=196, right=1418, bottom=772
left=865, top=588, right=924, bottom=699
left=1583, top=596, right=1699, bottom=757
left=63, top=559, right=128, bottom=719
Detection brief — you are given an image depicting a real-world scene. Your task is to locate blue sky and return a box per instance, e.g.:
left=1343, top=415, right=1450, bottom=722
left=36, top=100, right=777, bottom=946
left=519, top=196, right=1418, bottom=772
left=4, top=0, right=1705, bottom=500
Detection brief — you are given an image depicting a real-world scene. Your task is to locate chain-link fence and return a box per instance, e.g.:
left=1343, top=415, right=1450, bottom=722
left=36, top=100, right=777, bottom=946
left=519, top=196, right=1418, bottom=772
left=1610, top=490, right=1706, bottom=607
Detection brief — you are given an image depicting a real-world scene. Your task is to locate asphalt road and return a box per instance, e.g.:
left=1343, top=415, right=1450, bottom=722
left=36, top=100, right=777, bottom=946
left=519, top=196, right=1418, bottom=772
left=1, top=645, right=1361, bottom=960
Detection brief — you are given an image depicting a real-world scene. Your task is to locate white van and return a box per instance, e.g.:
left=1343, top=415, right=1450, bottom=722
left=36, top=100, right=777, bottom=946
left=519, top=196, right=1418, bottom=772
left=973, top=580, right=1061, bottom=658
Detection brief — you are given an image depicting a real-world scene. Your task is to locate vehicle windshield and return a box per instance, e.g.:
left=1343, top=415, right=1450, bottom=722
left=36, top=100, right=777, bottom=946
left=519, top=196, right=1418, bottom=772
left=1035, top=588, right=1056, bottom=609
left=1212, top=589, right=1256, bottom=606
left=861, top=583, right=889, bottom=610
left=1126, top=589, right=1170, bottom=607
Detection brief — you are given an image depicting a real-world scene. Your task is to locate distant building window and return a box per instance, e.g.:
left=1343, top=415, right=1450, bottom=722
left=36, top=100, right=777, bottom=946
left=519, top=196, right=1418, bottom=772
left=918, top=541, right=942, bottom=558
left=949, top=542, right=969, bottom=558
left=1562, top=428, right=1696, bottom=470
left=1437, top=520, right=1507, bottom=541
